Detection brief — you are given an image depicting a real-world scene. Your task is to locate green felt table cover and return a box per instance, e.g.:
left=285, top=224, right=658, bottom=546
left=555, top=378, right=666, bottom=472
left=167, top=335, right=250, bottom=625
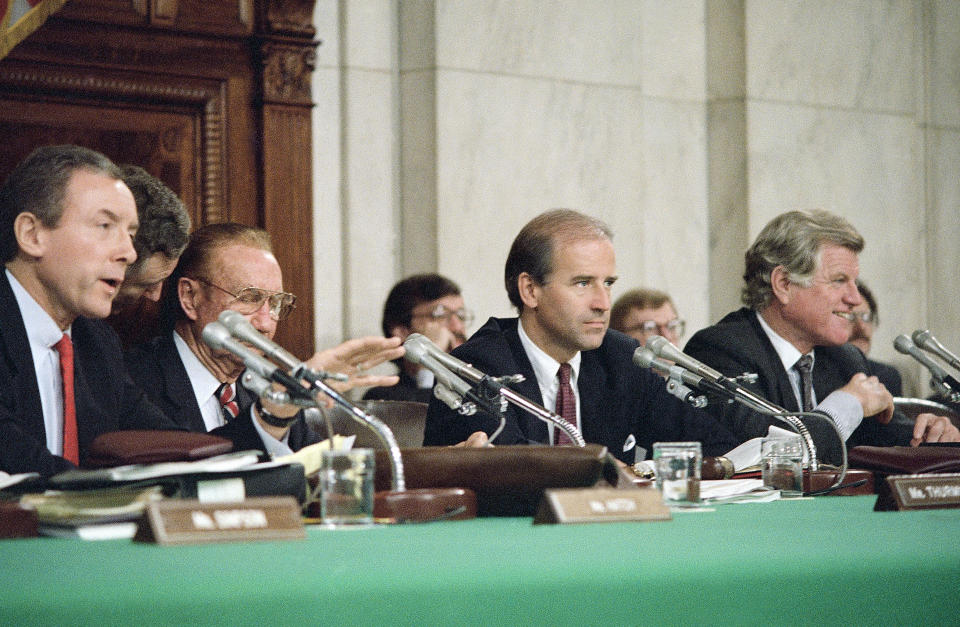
left=1, top=495, right=958, bottom=625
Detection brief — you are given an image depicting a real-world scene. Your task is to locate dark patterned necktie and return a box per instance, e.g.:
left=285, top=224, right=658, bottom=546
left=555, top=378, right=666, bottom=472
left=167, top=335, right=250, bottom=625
left=555, top=363, right=578, bottom=445
left=216, top=382, right=240, bottom=421
left=794, top=354, right=815, bottom=412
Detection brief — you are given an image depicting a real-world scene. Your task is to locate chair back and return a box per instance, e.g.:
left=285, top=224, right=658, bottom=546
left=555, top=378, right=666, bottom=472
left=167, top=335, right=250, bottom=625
left=308, top=400, right=428, bottom=449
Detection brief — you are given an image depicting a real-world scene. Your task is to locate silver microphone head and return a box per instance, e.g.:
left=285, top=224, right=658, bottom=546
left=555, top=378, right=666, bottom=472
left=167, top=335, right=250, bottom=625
left=402, top=333, right=431, bottom=365
left=893, top=334, right=915, bottom=355
left=632, top=346, right=656, bottom=369
left=201, top=321, right=232, bottom=351
left=912, top=329, right=933, bottom=348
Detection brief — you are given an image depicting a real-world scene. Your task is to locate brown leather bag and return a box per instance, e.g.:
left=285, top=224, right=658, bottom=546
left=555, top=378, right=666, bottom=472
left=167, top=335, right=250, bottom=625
left=849, top=445, right=960, bottom=477
left=84, top=431, right=234, bottom=468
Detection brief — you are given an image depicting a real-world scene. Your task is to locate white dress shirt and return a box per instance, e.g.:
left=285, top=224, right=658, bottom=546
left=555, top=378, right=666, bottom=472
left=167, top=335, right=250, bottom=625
left=755, top=312, right=862, bottom=440
left=172, top=330, right=293, bottom=457
left=517, top=319, right=582, bottom=445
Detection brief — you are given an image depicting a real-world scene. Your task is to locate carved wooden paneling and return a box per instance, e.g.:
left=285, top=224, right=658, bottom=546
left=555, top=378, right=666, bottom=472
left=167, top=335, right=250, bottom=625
left=0, top=0, right=318, bottom=358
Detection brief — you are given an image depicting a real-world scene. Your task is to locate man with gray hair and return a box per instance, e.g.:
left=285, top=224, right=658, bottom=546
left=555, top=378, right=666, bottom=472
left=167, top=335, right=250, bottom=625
left=683, top=209, right=958, bottom=461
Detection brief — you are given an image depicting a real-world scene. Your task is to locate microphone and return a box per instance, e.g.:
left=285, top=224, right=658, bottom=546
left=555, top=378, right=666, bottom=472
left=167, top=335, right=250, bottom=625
left=404, top=333, right=585, bottom=446
left=633, top=347, right=730, bottom=398
left=405, top=333, right=489, bottom=384
left=402, top=334, right=476, bottom=401
left=202, top=322, right=313, bottom=401
left=645, top=335, right=726, bottom=383
left=894, top=334, right=960, bottom=398
left=912, top=329, right=960, bottom=372
left=633, top=347, right=709, bottom=408
left=218, top=310, right=348, bottom=383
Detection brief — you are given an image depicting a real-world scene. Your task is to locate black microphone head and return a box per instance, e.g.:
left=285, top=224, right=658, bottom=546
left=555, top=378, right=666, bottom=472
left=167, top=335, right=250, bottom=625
left=202, top=322, right=232, bottom=350
left=632, top=347, right=656, bottom=368
left=912, top=329, right=932, bottom=347
left=893, top=334, right=915, bottom=355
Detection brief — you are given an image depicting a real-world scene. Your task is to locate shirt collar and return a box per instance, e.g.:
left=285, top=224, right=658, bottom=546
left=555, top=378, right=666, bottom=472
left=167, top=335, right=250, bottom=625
left=517, top=318, right=582, bottom=384
left=6, top=268, right=68, bottom=348
left=173, top=329, right=225, bottom=407
left=756, top=310, right=814, bottom=371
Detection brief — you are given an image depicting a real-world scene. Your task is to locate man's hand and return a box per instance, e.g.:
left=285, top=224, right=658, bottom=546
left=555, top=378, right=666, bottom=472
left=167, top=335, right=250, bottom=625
left=839, top=373, right=894, bottom=424
left=911, top=413, right=960, bottom=446
left=452, top=431, right=490, bottom=448
left=304, top=336, right=404, bottom=393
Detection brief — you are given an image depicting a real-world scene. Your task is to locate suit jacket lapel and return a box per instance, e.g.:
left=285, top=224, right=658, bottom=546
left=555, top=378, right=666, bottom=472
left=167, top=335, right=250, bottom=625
left=157, top=333, right=207, bottom=432
left=746, top=312, right=801, bottom=412
left=0, top=272, right=46, bottom=437
left=576, top=351, right=603, bottom=444
left=503, top=325, right=550, bottom=444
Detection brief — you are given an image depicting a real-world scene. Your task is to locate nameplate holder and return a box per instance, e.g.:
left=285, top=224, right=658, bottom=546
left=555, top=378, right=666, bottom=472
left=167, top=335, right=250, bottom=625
left=533, top=487, right=671, bottom=524
left=875, top=473, right=960, bottom=511
left=135, top=496, right=305, bottom=545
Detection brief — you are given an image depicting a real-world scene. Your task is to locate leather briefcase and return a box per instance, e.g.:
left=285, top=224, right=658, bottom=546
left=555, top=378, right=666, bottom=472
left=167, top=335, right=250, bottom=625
left=85, top=430, right=234, bottom=468
left=849, top=445, right=960, bottom=477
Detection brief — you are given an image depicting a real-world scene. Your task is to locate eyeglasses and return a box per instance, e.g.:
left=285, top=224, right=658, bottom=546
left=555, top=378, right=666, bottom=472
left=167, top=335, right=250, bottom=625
left=412, top=304, right=475, bottom=327
left=192, top=277, right=297, bottom=321
left=625, top=319, right=686, bottom=338
left=851, top=312, right=877, bottom=325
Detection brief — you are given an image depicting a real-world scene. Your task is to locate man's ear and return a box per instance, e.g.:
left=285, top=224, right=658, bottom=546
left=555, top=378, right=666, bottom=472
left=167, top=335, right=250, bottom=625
left=12, top=212, right=46, bottom=258
left=388, top=324, right=410, bottom=342
left=177, top=277, right=200, bottom=321
left=770, top=266, right=792, bottom=305
left=517, top=272, right=540, bottom=310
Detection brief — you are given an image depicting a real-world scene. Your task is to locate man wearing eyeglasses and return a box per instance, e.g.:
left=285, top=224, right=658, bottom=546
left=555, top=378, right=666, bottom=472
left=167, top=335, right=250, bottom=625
left=125, top=222, right=402, bottom=456
left=363, top=273, right=473, bottom=403
left=848, top=279, right=902, bottom=396
left=610, top=288, right=685, bottom=348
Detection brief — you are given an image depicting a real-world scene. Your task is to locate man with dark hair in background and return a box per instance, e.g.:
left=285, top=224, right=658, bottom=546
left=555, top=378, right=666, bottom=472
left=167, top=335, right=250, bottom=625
left=423, top=209, right=738, bottom=462
left=684, top=210, right=957, bottom=462
left=0, top=145, right=176, bottom=476
left=107, top=164, right=191, bottom=347
left=363, top=273, right=472, bottom=403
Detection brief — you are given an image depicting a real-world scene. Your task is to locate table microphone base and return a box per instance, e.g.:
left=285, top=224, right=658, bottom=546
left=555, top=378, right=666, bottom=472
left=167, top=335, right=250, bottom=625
left=374, top=488, right=477, bottom=523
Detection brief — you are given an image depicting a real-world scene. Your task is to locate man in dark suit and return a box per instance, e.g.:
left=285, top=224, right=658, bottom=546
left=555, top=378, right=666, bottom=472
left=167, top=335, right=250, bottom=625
left=683, top=210, right=957, bottom=462
left=422, top=210, right=738, bottom=463
left=364, top=273, right=472, bottom=403
left=848, top=279, right=903, bottom=396
left=106, top=164, right=191, bottom=349
left=0, top=145, right=177, bottom=477
left=126, top=223, right=403, bottom=456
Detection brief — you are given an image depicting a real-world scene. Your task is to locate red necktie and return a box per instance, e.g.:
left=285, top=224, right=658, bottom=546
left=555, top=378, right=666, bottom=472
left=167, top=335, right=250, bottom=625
left=216, top=382, right=240, bottom=421
left=54, top=334, right=78, bottom=465
left=555, top=363, right=578, bottom=445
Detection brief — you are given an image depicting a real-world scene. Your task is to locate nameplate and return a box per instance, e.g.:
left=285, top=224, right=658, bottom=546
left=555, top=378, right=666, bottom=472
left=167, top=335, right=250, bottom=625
left=533, top=487, right=671, bottom=524
left=879, top=473, right=960, bottom=511
left=135, top=497, right=305, bottom=545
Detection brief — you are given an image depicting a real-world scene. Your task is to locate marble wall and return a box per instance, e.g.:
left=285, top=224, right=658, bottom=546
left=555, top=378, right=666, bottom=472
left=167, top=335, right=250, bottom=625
left=312, top=0, right=959, bottom=397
